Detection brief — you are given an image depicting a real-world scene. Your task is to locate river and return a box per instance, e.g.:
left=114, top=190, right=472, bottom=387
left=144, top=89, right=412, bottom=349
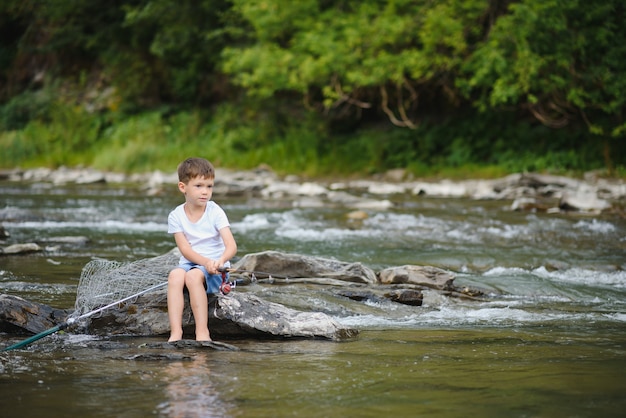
left=1, top=179, right=625, bottom=417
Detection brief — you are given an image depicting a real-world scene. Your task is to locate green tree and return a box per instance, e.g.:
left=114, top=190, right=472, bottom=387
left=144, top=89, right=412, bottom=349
left=1, top=0, right=624, bottom=175
left=222, top=0, right=625, bottom=172
left=458, top=0, right=626, bottom=170
left=121, top=0, right=239, bottom=106
left=222, top=0, right=489, bottom=128
left=0, top=0, right=240, bottom=108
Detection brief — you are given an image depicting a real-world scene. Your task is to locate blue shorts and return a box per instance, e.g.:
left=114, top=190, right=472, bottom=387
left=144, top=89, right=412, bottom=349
left=177, top=262, right=228, bottom=295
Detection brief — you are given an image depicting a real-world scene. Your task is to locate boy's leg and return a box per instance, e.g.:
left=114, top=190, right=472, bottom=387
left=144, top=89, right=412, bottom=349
left=167, top=268, right=186, bottom=342
left=185, top=269, right=211, bottom=341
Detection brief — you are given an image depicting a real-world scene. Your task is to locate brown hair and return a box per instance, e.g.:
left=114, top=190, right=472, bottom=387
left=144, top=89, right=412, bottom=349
left=177, top=157, right=215, bottom=184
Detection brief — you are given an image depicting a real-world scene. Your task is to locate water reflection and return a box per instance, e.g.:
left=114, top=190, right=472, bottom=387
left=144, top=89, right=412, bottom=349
left=158, top=353, right=232, bottom=418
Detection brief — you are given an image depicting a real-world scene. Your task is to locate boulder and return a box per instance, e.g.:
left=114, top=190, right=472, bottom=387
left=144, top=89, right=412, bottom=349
left=209, top=292, right=358, bottom=340
left=10, top=167, right=625, bottom=214
left=139, top=340, right=240, bottom=352
left=336, top=288, right=423, bottom=307
left=346, top=210, right=369, bottom=220
left=384, top=289, right=424, bottom=306
left=410, top=180, right=470, bottom=198
left=378, top=265, right=455, bottom=290
left=1, top=243, right=42, bottom=255
left=560, top=184, right=611, bottom=213
left=0, top=294, right=69, bottom=334
left=510, top=197, right=559, bottom=212
left=260, top=181, right=328, bottom=199
left=233, top=250, right=378, bottom=284
left=85, top=291, right=357, bottom=341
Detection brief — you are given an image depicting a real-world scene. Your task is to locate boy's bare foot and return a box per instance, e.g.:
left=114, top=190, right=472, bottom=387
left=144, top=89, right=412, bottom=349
left=168, top=331, right=183, bottom=342
left=196, top=332, right=211, bottom=342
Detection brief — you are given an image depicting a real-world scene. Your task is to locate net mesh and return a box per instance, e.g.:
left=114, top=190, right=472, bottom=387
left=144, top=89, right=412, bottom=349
left=73, top=251, right=179, bottom=317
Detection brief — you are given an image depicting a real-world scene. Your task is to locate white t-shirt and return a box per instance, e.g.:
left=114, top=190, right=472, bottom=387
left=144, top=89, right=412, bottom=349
left=167, top=201, right=231, bottom=266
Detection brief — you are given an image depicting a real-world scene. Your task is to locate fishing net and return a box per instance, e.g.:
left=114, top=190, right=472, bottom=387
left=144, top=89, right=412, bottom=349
left=73, top=251, right=180, bottom=317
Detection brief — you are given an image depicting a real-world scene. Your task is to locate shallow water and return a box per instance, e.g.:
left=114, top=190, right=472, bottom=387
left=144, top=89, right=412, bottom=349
left=1, top=181, right=625, bottom=417
left=2, top=328, right=625, bottom=417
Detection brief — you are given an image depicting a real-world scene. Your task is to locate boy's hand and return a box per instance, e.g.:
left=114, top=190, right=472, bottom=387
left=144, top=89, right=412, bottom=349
left=205, top=259, right=220, bottom=274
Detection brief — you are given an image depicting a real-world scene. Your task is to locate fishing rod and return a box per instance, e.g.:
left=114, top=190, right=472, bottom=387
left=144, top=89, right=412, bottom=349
left=219, top=267, right=293, bottom=280
left=2, top=281, right=168, bottom=352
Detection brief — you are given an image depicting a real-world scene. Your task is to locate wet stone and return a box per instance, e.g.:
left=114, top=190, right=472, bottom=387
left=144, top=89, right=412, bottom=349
left=139, top=339, right=239, bottom=351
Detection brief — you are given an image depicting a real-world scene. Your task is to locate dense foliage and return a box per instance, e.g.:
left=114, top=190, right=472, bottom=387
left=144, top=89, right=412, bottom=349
left=0, top=0, right=624, bottom=177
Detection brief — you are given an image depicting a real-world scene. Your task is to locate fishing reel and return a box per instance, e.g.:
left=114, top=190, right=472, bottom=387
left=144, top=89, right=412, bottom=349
left=219, top=281, right=232, bottom=295
left=219, top=269, right=234, bottom=295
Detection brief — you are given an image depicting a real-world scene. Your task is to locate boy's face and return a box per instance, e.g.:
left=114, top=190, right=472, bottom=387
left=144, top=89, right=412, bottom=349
left=179, top=175, right=214, bottom=206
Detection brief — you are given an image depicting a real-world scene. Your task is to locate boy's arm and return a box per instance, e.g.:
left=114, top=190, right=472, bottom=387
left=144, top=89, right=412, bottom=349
left=172, top=229, right=237, bottom=274
left=217, top=226, right=237, bottom=267
left=173, top=232, right=209, bottom=267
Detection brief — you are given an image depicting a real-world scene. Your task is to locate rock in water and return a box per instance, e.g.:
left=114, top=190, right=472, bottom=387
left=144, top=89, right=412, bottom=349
left=0, top=294, right=69, bottom=334
left=84, top=291, right=358, bottom=341
left=233, top=250, right=378, bottom=284
left=378, top=265, right=455, bottom=290
left=139, top=339, right=239, bottom=351
left=210, top=292, right=358, bottom=341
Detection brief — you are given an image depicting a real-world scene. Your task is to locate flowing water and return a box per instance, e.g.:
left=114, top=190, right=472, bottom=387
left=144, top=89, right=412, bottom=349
left=1, top=180, right=625, bottom=417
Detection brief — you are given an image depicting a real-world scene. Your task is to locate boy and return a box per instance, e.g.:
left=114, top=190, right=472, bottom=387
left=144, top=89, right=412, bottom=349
left=167, top=157, right=237, bottom=342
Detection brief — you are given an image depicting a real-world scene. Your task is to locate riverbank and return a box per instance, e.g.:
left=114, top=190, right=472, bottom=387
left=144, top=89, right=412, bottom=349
left=1, top=166, right=625, bottom=215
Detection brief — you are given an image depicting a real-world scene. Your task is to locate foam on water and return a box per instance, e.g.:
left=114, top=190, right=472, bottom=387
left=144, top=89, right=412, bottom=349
left=235, top=211, right=379, bottom=241
left=605, top=312, right=626, bottom=322
left=483, top=266, right=532, bottom=277
left=532, top=266, right=626, bottom=288
left=335, top=300, right=626, bottom=329
left=233, top=213, right=273, bottom=231
left=335, top=306, right=549, bottom=329
left=336, top=313, right=423, bottom=328
left=573, top=218, right=617, bottom=234
left=4, top=220, right=166, bottom=232
left=233, top=209, right=625, bottom=255
left=482, top=265, right=626, bottom=290
left=63, top=333, right=101, bottom=344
